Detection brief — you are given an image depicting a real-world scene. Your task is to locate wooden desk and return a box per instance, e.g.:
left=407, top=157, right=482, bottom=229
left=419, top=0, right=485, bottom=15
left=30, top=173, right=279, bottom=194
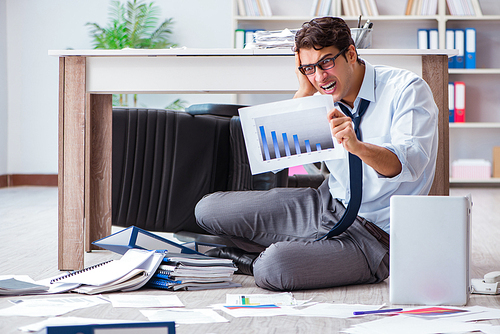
left=49, top=49, right=451, bottom=270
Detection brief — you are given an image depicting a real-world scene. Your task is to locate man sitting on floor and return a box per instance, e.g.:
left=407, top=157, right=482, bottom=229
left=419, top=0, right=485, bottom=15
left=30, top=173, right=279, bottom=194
left=195, top=17, right=438, bottom=291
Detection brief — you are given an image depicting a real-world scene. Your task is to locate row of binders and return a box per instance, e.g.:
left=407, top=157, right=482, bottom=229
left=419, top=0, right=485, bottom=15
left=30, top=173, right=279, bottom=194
left=446, top=0, right=483, bottom=16
left=418, top=28, right=476, bottom=69
left=448, top=81, right=466, bottom=122
left=342, top=0, right=379, bottom=16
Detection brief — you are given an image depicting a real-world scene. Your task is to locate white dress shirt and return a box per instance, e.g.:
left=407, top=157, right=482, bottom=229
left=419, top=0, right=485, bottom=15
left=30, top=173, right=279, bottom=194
left=325, top=59, right=438, bottom=234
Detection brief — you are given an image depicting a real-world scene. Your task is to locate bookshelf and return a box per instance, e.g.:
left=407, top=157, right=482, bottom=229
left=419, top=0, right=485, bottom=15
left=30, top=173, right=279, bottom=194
left=232, top=0, right=500, bottom=186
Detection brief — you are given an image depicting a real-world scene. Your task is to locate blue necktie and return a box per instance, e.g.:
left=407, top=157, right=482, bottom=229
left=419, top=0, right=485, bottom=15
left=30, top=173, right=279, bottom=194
left=317, top=98, right=370, bottom=240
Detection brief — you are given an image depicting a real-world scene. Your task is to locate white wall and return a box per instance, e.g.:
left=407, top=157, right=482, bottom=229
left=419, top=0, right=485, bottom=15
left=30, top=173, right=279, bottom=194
left=5, top=0, right=233, bottom=175
left=0, top=0, right=7, bottom=175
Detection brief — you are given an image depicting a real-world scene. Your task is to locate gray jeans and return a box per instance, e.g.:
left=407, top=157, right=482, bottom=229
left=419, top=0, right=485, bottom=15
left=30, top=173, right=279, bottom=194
left=195, top=180, right=389, bottom=291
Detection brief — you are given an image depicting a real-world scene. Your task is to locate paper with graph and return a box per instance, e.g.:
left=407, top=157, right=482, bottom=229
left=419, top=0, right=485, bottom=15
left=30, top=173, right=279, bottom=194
left=239, top=95, right=345, bottom=175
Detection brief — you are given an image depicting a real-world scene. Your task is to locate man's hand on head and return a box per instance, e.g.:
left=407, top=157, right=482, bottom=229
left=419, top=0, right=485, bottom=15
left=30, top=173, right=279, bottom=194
left=293, top=52, right=318, bottom=99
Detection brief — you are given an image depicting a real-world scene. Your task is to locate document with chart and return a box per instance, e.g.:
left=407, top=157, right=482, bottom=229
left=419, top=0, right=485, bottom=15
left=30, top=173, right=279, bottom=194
left=239, top=95, right=345, bottom=175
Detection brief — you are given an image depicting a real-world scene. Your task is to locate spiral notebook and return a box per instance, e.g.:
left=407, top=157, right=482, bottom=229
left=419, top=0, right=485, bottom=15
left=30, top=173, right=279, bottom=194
left=50, top=249, right=164, bottom=294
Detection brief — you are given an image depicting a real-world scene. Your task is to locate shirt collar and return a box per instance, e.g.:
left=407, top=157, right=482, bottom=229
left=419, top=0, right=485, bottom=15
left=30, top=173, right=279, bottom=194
left=335, top=58, right=376, bottom=113
left=357, top=58, right=375, bottom=103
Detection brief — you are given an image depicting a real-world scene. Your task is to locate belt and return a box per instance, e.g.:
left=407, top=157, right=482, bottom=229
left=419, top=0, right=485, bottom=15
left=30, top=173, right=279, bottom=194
left=362, top=219, right=390, bottom=249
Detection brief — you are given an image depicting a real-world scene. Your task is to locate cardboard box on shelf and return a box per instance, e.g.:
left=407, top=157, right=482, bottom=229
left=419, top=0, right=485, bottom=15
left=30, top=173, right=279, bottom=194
left=493, top=147, right=500, bottom=178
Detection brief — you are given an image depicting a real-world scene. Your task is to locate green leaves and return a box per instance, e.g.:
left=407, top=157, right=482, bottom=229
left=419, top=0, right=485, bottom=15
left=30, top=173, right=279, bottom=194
left=86, top=0, right=176, bottom=50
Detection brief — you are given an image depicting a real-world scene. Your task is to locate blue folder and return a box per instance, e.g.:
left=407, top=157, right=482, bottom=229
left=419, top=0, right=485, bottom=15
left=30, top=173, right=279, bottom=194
left=40, top=321, right=175, bottom=334
left=92, top=226, right=201, bottom=255
left=454, top=29, right=465, bottom=68
left=446, top=29, right=456, bottom=69
left=465, top=28, right=476, bottom=69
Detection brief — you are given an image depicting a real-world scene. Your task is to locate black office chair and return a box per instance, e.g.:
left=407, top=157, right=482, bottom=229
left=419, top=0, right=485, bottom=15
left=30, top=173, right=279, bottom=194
left=112, top=104, right=296, bottom=245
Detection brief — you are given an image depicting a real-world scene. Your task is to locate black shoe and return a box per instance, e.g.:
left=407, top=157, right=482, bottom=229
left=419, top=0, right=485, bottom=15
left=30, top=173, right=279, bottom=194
left=205, top=247, right=259, bottom=275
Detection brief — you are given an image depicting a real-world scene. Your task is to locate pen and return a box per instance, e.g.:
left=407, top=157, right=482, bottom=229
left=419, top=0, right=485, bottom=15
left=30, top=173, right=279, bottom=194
left=353, top=308, right=403, bottom=315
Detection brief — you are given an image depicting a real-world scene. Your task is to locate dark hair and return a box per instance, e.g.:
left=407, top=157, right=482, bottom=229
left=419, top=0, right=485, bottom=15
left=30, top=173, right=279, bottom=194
left=294, top=17, right=358, bottom=61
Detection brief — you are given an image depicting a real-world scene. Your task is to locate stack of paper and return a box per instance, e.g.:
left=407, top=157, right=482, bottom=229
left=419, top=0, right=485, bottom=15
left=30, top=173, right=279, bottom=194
left=0, top=278, right=49, bottom=295
left=146, top=253, right=241, bottom=291
left=251, top=29, right=298, bottom=49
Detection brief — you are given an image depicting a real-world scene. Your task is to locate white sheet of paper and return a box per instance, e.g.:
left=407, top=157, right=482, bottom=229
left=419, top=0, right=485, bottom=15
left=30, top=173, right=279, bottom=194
left=239, top=95, right=344, bottom=175
left=297, top=303, right=384, bottom=318
left=225, top=292, right=296, bottom=306
left=108, top=294, right=184, bottom=308
left=215, top=304, right=301, bottom=318
left=454, top=306, right=500, bottom=322
left=0, top=296, right=108, bottom=317
left=343, top=315, right=489, bottom=334
left=141, top=308, right=228, bottom=324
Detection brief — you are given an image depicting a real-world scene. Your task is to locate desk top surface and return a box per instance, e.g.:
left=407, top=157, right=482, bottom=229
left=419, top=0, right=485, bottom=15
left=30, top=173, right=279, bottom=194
left=48, top=48, right=458, bottom=57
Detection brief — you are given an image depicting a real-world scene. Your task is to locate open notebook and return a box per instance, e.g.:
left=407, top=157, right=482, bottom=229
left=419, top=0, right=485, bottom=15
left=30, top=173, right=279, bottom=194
left=389, top=195, right=471, bottom=306
left=50, top=249, right=164, bottom=295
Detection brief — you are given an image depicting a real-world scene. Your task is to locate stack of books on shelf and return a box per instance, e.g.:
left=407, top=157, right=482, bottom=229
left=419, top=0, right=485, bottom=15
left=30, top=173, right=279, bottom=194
left=446, top=0, right=482, bottom=16
left=237, top=0, right=272, bottom=16
left=448, top=81, right=465, bottom=122
left=147, top=253, right=241, bottom=291
left=342, top=0, right=379, bottom=16
left=311, top=0, right=338, bottom=16
left=405, top=0, right=438, bottom=15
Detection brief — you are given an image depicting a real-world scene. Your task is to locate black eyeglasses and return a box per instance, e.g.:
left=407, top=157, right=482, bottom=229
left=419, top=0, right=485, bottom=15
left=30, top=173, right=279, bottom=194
left=298, top=46, right=348, bottom=76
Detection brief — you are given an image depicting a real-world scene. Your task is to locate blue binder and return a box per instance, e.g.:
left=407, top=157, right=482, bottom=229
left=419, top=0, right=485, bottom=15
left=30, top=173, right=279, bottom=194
left=446, top=29, right=456, bottom=69
left=465, top=28, right=476, bottom=69
left=92, top=226, right=201, bottom=255
left=448, top=82, right=455, bottom=123
left=40, top=322, right=175, bottom=334
left=454, top=29, right=465, bottom=68
left=417, top=29, right=429, bottom=49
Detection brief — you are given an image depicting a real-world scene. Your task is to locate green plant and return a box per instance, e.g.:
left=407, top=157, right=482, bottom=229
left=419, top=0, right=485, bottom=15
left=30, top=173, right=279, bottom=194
left=86, top=0, right=179, bottom=107
left=165, top=98, right=188, bottom=111
left=86, top=0, right=176, bottom=49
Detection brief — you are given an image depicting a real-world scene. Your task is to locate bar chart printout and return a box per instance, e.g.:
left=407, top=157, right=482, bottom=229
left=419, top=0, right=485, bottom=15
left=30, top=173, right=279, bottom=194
left=256, top=107, right=335, bottom=161
left=239, top=95, right=345, bottom=175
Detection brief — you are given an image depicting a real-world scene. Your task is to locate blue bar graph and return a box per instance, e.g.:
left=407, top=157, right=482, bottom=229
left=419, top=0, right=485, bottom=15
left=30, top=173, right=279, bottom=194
left=271, top=131, right=281, bottom=159
left=305, top=140, right=312, bottom=153
left=258, top=125, right=332, bottom=161
left=293, top=135, right=301, bottom=155
left=259, top=126, right=270, bottom=160
left=282, top=133, right=291, bottom=156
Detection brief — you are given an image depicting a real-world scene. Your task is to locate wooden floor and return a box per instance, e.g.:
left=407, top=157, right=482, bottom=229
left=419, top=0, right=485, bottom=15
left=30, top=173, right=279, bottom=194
left=1, top=186, right=500, bottom=333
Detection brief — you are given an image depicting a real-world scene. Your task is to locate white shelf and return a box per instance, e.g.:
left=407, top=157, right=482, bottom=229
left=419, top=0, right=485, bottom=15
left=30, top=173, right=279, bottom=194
left=235, top=15, right=441, bottom=21
left=449, top=68, right=500, bottom=75
left=450, top=122, right=500, bottom=129
left=450, top=178, right=500, bottom=187
left=445, top=15, right=500, bottom=21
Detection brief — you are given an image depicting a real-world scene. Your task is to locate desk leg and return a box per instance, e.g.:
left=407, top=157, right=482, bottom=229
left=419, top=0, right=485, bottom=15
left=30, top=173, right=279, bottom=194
left=58, top=56, right=86, bottom=270
left=85, top=94, right=113, bottom=252
left=422, top=55, right=450, bottom=196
